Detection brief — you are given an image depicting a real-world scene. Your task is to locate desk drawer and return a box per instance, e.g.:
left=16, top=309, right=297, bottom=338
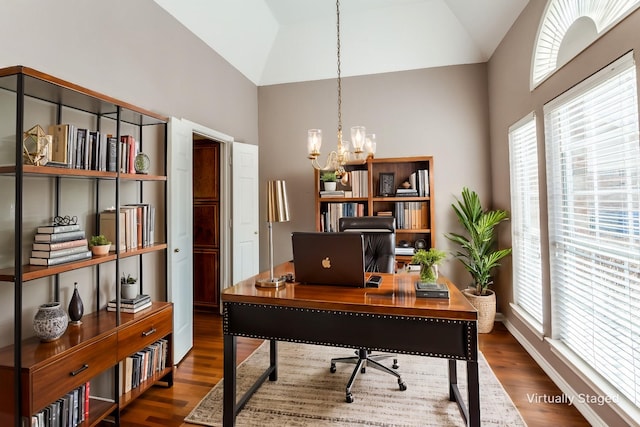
left=31, top=333, right=117, bottom=412
left=117, top=307, right=172, bottom=360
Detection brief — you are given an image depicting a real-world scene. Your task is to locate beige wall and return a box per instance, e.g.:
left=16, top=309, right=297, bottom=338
left=258, top=64, right=492, bottom=284
left=0, top=0, right=258, bottom=344
left=488, top=0, right=640, bottom=425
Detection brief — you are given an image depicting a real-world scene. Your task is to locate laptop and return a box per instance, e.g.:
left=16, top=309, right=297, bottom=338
left=292, top=232, right=366, bottom=287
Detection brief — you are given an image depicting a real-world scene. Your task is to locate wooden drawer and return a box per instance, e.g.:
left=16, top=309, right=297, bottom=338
left=31, top=333, right=117, bottom=413
left=117, top=306, right=172, bottom=360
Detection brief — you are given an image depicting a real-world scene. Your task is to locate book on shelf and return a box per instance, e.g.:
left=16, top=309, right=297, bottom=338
left=36, top=223, right=81, bottom=234
left=99, top=210, right=127, bottom=251
left=47, top=123, right=75, bottom=167
left=33, top=238, right=87, bottom=251
left=395, top=247, right=415, bottom=256
left=414, top=282, right=449, bottom=299
left=376, top=211, right=393, bottom=217
left=395, top=188, right=419, bottom=197
left=31, top=244, right=90, bottom=259
left=29, top=250, right=92, bottom=266
left=34, top=229, right=85, bottom=243
left=108, top=294, right=151, bottom=308
left=319, top=190, right=345, bottom=197
left=106, top=300, right=152, bottom=313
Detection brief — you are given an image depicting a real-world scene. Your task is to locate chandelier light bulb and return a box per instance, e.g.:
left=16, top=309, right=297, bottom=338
left=308, top=129, right=322, bottom=157
left=351, top=126, right=366, bottom=152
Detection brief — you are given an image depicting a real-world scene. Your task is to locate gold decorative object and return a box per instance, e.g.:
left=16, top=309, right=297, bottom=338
left=23, top=124, right=52, bottom=166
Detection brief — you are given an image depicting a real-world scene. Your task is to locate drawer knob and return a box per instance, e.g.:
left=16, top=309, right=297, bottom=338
left=142, top=328, right=157, bottom=337
left=70, top=364, right=89, bottom=376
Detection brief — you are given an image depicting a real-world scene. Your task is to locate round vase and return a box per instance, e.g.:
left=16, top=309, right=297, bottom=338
left=33, top=302, right=68, bottom=342
left=134, top=152, right=150, bottom=174
left=68, top=282, right=84, bottom=325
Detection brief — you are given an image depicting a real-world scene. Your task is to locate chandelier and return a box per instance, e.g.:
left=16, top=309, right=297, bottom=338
left=307, top=0, right=376, bottom=177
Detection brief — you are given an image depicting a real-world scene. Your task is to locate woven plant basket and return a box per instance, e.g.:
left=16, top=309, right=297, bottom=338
left=462, top=289, right=496, bottom=333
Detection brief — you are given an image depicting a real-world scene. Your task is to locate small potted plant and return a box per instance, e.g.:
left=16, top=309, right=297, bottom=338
left=321, top=171, right=338, bottom=191
left=89, top=234, right=111, bottom=256
left=121, top=274, right=138, bottom=299
left=411, top=248, right=447, bottom=284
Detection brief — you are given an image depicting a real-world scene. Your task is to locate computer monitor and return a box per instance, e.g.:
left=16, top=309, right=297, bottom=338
left=292, top=232, right=366, bottom=287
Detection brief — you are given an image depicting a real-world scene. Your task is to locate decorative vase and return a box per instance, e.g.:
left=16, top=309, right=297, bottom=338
left=68, top=282, right=84, bottom=325
left=33, top=302, right=68, bottom=342
left=134, top=152, right=150, bottom=174
left=462, top=289, right=496, bottom=333
left=419, top=264, right=438, bottom=283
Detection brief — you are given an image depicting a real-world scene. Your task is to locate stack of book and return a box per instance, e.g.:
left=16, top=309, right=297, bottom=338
left=396, top=188, right=419, bottom=197
left=30, top=224, right=91, bottom=266
left=107, top=294, right=152, bottom=313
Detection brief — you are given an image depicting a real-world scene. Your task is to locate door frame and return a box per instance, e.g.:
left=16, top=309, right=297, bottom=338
left=184, top=120, right=234, bottom=299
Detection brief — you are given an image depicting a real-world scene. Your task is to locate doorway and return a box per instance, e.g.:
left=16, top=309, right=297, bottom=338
left=193, top=135, right=221, bottom=311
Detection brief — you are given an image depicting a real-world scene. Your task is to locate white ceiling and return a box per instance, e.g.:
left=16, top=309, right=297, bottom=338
left=153, top=0, right=529, bottom=86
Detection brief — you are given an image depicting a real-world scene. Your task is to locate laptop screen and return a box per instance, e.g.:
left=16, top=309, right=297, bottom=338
left=292, top=232, right=366, bottom=287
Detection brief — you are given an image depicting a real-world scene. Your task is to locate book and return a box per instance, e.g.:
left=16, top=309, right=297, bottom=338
left=414, top=282, right=449, bottom=299
left=36, top=223, right=80, bottom=234
left=106, top=300, right=152, bottom=313
left=108, top=294, right=151, bottom=308
left=34, top=229, right=85, bottom=243
left=31, top=245, right=90, bottom=259
left=99, top=210, right=126, bottom=251
left=29, top=250, right=91, bottom=266
left=48, top=123, right=70, bottom=166
left=33, top=238, right=87, bottom=251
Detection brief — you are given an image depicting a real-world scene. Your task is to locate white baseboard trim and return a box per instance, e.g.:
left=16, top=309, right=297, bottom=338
left=500, top=318, right=606, bottom=427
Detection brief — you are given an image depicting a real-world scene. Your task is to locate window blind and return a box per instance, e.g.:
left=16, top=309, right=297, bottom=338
left=544, top=52, right=640, bottom=407
left=508, top=113, right=544, bottom=328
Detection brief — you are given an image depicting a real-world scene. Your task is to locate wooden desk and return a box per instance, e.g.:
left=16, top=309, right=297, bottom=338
left=222, top=262, right=479, bottom=426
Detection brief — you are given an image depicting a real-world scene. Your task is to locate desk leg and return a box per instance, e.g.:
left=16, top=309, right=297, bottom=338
left=269, top=340, right=278, bottom=381
left=223, top=334, right=237, bottom=427
left=448, top=359, right=457, bottom=401
left=467, top=360, right=480, bottom=427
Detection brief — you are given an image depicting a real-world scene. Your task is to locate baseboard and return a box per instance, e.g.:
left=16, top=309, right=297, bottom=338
left=500, top=318, right=605, bottom=426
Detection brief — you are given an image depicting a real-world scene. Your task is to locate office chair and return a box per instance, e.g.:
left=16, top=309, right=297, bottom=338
left=330, top=216, right=407, bottom=403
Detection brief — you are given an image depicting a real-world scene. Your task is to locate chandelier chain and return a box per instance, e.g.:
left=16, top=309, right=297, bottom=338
left=336, top=0, right=342, bottom=138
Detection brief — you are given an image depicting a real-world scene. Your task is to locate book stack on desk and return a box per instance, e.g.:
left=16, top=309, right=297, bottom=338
left=107, top=294, right=152, bottom=313
left=414, top=282, right=449, bottom=299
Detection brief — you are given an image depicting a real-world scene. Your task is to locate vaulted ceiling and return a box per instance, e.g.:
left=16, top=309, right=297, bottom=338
left=153, top=0, right=529, bottom=86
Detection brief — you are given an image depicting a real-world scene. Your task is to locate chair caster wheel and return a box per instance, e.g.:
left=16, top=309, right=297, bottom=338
left=361, top=367, right=366, bottom=373
left=399, top=381, right=407, bottom=391
left=330, top=363, right=336, bottom=373
left=346, top=393, right=354, bottom=403
left=392, top=359, right=399, bottom=369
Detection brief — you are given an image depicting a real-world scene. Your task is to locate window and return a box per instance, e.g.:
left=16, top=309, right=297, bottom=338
left=531, top=0, right=640, bottom=88
left=508, top=113, right=544, bottom=330
left=544, top=52, right=640, bottom=407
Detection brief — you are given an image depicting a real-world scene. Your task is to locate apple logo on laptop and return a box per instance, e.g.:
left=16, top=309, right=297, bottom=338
left=322, top=257, right=331, bottom=268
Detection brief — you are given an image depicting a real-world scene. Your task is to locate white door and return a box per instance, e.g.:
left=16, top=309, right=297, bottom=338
left=232, top=142, right=260, bottom=284
left=167, top=117, right=193, bottom=364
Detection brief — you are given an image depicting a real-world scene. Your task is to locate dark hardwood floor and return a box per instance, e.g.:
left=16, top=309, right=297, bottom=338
left=119, top=312, right=589, bottom=427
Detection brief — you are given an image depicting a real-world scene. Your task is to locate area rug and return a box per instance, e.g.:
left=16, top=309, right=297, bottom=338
left=185, top=341, right=526, bottom=427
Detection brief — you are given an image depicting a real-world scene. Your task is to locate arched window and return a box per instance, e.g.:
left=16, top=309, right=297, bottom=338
left=531, top=0, right=640, bottom=89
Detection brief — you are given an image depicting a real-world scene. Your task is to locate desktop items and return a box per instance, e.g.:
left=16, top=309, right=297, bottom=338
left=256, top=180, right=290, bottom=288
left=291, top=232, right=366, bottom=287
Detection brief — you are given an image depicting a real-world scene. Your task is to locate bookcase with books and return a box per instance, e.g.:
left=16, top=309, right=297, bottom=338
left=0, top=66, right=173, bottom=427
left=314, top=156, right=435, bottom=265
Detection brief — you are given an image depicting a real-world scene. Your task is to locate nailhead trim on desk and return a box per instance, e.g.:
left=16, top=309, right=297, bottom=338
left=223, top=302, right=476, bottom=361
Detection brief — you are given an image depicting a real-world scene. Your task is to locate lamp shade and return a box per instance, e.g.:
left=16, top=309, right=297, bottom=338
left=266, top=180, right=290, bottom=223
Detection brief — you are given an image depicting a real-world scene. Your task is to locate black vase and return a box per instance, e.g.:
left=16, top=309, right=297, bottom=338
left=68, top=282, right=84, bottom=325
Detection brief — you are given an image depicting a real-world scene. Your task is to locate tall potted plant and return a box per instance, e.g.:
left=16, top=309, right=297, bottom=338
left=445, top=187, right=511, bottom=333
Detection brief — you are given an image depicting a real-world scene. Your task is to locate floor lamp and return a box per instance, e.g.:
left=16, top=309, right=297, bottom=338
left=256, top=180, right=290, bottom=288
